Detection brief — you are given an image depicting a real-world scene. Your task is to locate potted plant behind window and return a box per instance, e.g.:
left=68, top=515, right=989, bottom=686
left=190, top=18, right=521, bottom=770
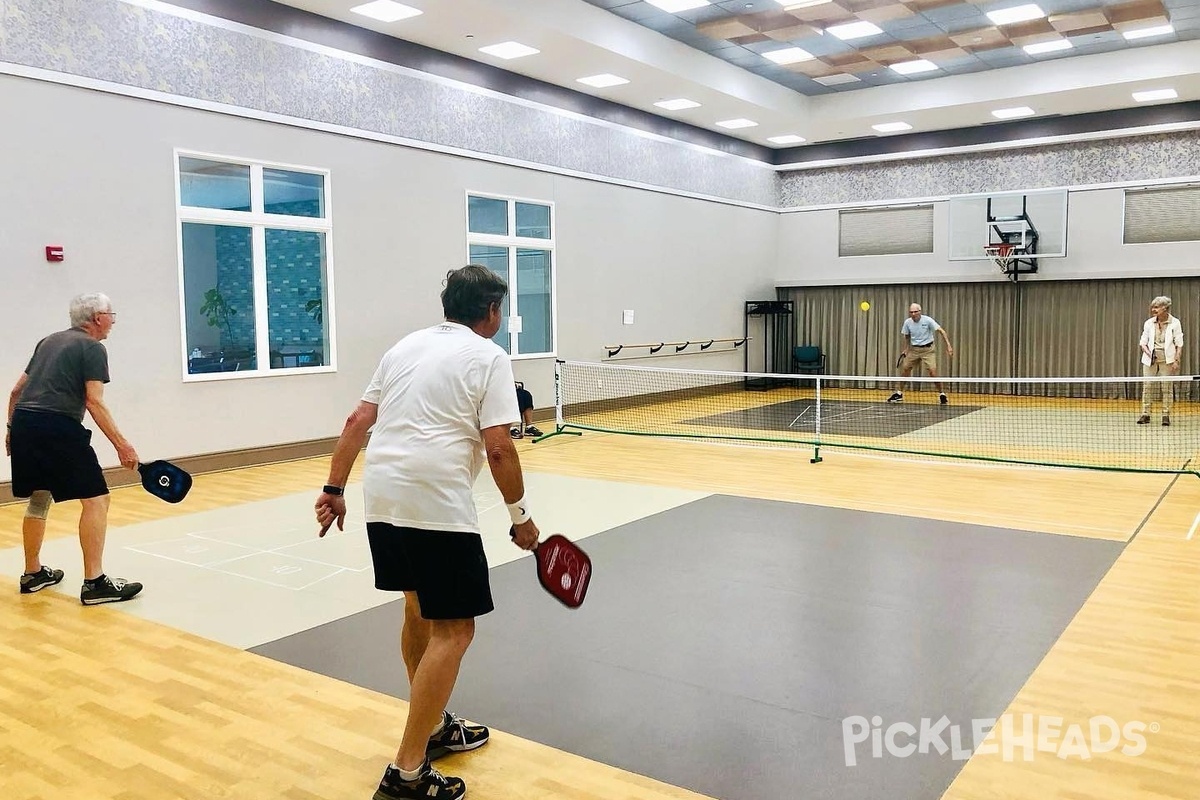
left=198, top=287, right=247, bottom=367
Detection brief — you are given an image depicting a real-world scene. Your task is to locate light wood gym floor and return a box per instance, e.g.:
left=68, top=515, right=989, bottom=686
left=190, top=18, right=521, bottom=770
left=1, top=427, right=1197, bottom=799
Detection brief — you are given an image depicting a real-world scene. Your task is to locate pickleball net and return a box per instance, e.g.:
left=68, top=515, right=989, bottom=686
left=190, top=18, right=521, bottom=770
left=550, top=359, right=1200, bottom=475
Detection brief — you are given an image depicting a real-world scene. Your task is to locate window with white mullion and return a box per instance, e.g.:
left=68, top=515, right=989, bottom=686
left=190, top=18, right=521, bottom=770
left=466, top=192, right=554, bottom=357
left=178, top=151, right=333, bottom=379
left=250, top=163, right=264, bottom=215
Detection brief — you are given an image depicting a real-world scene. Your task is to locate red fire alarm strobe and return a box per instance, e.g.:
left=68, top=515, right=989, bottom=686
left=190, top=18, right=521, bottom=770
left=46, top=246, right=65, bottom=262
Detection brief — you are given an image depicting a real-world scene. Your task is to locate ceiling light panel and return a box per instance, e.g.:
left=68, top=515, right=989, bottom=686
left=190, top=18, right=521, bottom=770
left=646, top=0, right=711, bottom=11
left=577, top=74, right=630, bottom=87
left=778, top=0, right=834, bottom=9
left=991, top=106, right=1035, bottom=119
left=890, top=59, right=938, bottom=75
left=827, top=21, right=884, bottom=41
left=654, top=98, right=702, bottom=110
left=1132, top=88, right=1177, bottom=102
left=768, top=134, right=806, bottom=144
left=1023, top=39, right=1072, bottom=54
left=349, top=0, right=422, bottom=23
left=716, top=118, right=758, bottom=129
left=478, top=41, right=540, bottom=60
left=872, top=121, right=912, bottom=132
left=1123, top=25, right=1174, bottom=40
left=986, top=4, right=1045, bottom=25
left=764, top=47, right=814, bottom=65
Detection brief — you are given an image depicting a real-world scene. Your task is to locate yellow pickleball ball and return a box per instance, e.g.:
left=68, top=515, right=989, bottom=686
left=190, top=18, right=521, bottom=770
left=860, top=301, right=870, bottom=311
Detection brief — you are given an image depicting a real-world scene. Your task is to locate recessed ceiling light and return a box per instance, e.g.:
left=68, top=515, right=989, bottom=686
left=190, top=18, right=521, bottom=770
left=1123, top=24, right=1174, bottom=40
left=716, top=118, right=759, bottom=129
left=646, top=0, right=711, bottom=11
left=349, top=0, right=422, bottom=23
left=992, top=106, right=1035, bottom=119
left=577, top=74, right=630, bottom=88
left=872, top=121, right=912, bottom=133
left=1132, top=88, right=1178, bottom=102
left=890, top=59, right=938, bottom=75
left=986, top=4, right=1045, bottom=25
left=654, top=98, right=702, bottom=111
left=768, top=134, right=806, bottom=144
left=764, top=47, right=814, bottom=65
left=478, top=41, right=540, bottom=60
left=1023, top=39, right=1072, bottom=54
left=827, top=21, right=884, bottom=40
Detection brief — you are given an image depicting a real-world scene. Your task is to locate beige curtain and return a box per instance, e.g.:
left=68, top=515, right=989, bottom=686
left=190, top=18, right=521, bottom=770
left=781, top=277, right=1198, bottom=397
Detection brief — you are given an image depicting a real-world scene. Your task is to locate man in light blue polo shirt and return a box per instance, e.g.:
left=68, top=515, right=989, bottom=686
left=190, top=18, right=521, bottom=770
left=887, top=303, right=954, bottom=404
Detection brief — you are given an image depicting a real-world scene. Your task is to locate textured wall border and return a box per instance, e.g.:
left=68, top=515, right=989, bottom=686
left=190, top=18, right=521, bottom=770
left=0, top=0, right=779, bottom=208
left=780, top=129, right=1200, bottom=207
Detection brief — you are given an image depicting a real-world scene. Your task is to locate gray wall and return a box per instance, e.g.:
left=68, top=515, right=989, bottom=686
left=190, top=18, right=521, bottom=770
left=776, top=187, right=1200, bottom=286
left=0, top=74, right=778, bottom=479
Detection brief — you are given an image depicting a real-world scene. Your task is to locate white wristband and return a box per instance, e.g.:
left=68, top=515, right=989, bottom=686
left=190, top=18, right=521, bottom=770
left=507, top=495, right=531, bottom=525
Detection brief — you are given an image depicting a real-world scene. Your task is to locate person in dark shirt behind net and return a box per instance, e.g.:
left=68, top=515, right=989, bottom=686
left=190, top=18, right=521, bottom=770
left=5, top=292, right=144, bottom=605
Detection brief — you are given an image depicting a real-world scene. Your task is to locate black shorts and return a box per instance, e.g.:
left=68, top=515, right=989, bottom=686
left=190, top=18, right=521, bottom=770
left=9, top=409, right=109, bottom=501
left=516, top=387, right=534, bottom=413
left=366, top=523, right=494, bottom=620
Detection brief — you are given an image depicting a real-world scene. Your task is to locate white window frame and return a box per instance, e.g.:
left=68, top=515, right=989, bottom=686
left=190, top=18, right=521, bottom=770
left=175, top=150, right=336, bottom=382
left=465, top=192, right=557, bottom=359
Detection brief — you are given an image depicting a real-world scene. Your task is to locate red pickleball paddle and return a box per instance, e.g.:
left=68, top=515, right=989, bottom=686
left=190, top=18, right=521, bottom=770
left=510, top=527, right=592, bottom=609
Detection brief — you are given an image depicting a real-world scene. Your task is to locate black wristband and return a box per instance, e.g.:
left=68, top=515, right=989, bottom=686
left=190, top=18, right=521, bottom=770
left=322, top=484, right=344, bottom=496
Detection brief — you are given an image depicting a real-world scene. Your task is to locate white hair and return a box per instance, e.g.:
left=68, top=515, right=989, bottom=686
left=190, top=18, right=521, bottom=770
left=1151, top=296, right=1171, bottom=310
left=69, top=293, right=112, bottom=327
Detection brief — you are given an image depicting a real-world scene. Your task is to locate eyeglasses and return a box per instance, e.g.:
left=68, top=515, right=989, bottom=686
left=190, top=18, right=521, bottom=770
left=99, top=312, right=117, bottom=320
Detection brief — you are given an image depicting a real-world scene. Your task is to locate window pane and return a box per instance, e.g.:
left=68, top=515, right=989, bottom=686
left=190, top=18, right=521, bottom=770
left=516, top=249, right=552, bottom=354
left=515, top=202, right=551, bottom=239
left=266, top=229, right=329, bottom=369
left=468, top=196, right=508, bottom=235
left=182, top=223, right=257, bottom=373
left=179, top=158, right=251, bottom=212
left=264, top=169, right=326, bottom=218
left=469, top=244, right=510, bottom=353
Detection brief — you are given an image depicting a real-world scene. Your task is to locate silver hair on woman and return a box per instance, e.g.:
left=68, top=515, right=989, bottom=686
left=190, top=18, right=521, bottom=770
left=69, top=293, right=113, bottom=327
left=1151, top=296, right=1172, bottom=310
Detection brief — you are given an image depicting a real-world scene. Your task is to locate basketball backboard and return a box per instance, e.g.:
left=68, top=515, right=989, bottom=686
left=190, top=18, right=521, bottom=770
left=948, top=188, right=1068, bottom=261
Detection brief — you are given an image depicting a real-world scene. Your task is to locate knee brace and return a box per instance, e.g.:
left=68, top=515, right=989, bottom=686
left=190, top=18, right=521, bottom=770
left=25, top=490, right=53, bottom=520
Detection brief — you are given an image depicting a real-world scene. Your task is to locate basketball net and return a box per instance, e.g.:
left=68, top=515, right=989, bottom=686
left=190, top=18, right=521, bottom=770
left=985, top=242, right=1017, bottom=274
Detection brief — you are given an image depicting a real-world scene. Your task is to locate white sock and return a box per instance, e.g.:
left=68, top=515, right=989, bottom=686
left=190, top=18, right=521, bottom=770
left=395, top=763, right=424, bottom=781
left=431, top=711, right=447, bottom=735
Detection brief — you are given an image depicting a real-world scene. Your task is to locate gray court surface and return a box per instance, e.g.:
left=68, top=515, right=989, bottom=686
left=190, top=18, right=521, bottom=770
left=688, top=399, right=982, bottom=438
left=253, top=496, right=1124, bottom=800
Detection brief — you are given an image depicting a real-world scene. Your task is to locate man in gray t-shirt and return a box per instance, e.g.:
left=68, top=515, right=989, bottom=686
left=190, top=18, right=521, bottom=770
left=5, top=292, right=144, bottom=605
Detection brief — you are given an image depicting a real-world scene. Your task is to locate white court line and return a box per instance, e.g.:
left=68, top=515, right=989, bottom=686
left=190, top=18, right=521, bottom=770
left=1187, top=512, right=1200, bottom=541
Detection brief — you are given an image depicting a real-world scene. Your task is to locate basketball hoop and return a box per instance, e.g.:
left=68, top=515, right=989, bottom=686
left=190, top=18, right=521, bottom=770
left=984, top=242, right=1017, bottom=274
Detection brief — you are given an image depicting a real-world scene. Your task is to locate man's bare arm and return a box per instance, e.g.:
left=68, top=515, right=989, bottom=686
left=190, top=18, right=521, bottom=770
left=84, top=380, right=138, bottom=469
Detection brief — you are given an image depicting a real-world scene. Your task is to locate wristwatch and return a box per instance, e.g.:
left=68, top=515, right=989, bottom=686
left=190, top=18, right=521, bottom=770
left=322, top=484, right=344, bottom=496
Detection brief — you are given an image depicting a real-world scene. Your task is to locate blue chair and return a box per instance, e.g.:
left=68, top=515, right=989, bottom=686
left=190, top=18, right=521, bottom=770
left=793, top=346, right=827, bottom=374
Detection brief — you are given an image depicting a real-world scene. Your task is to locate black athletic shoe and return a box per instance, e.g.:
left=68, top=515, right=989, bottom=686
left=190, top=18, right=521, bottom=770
left=523, top=425, right=543, bottom=437
left=81, top=576, right=143, bottom=605
left=886, top=392, right=903, bottom=403
left=20, top=565, right=64, bottom=594
left=427, top=710, right=490, bottom=760
left=373, top=760, right=465, bottom=800
left=510, top=426, right=523, bottom=439
left=939, top=393, right=948, bottom=405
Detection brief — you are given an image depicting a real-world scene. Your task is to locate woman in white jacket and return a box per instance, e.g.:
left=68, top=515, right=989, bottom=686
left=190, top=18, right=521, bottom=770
left=1137, top=296, right=1184, bottom=426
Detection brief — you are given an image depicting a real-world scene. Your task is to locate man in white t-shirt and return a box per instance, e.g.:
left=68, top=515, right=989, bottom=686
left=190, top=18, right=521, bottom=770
left=887, top=303, right=954, bottom=405
left=314, top=265, right=539, bottom=800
